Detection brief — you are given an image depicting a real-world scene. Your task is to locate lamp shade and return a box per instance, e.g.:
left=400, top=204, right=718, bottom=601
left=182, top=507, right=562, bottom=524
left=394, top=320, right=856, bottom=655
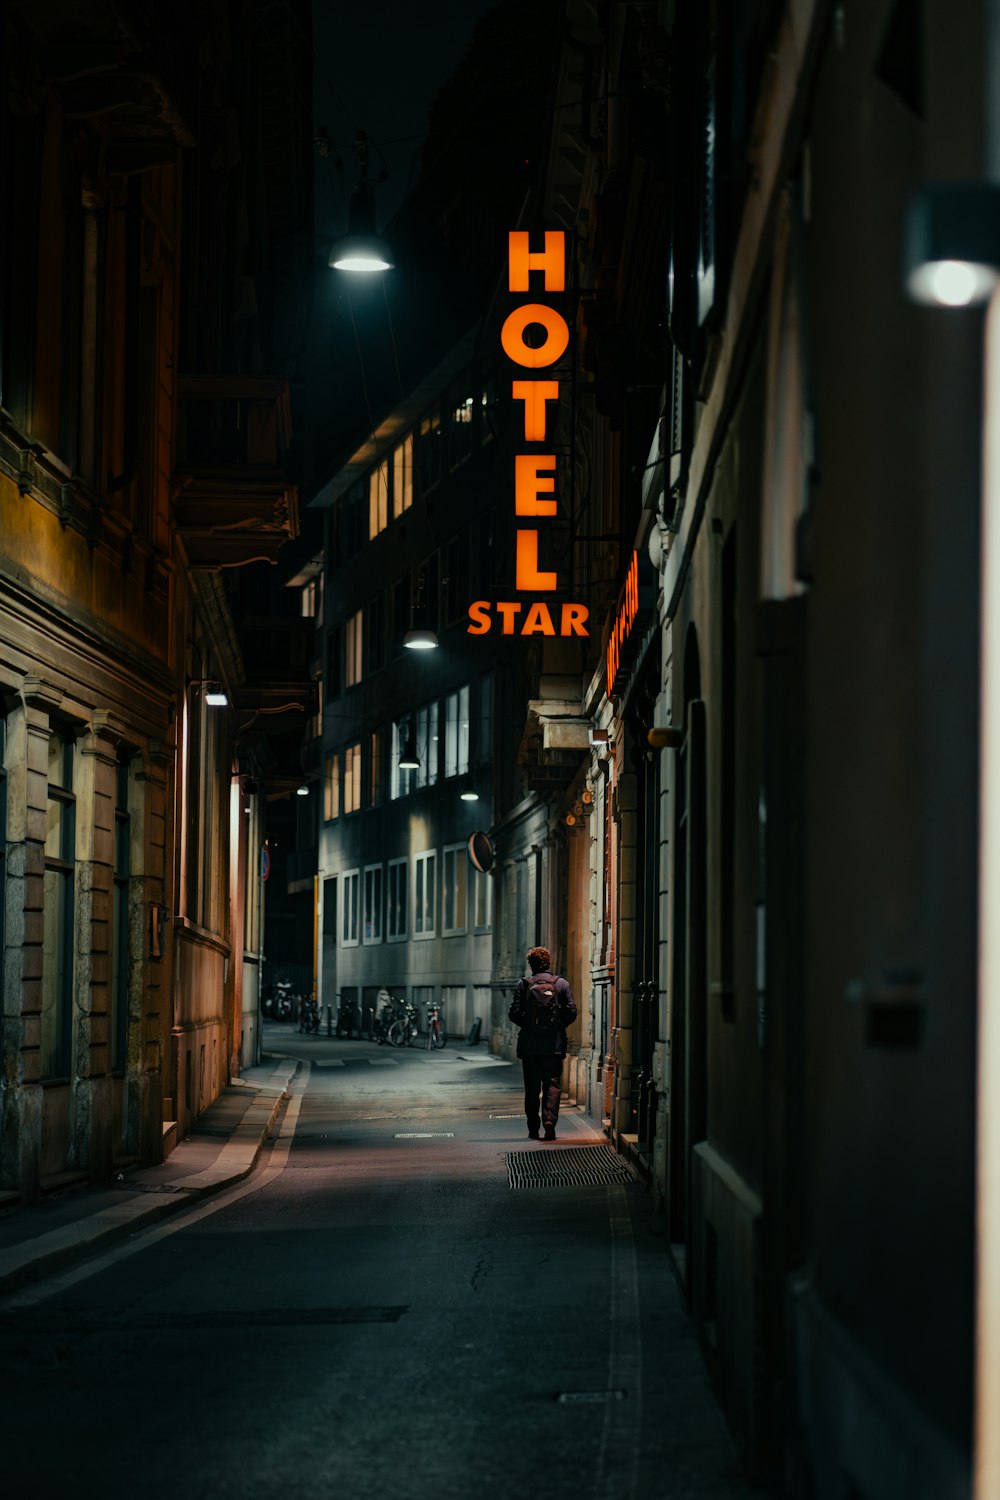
left=398, top=734, right=420, bottom=771
left=904, top=182, right=1000, bottom=306
left=329, top=181, right=394, bottom=273
left=403, top=627, right=438, bottom=650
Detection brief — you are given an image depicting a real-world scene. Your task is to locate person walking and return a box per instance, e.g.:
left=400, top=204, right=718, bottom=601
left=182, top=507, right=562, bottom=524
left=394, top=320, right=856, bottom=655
left=508, top=946, right=577, bottom=1141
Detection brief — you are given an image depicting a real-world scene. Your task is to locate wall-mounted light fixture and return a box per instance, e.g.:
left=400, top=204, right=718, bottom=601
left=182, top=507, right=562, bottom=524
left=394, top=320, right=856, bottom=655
left=189, top=678, right=229, bottom=707
left=296, top=784, right=309, bottom=797
left=904, top=182, right=1000, bottom=307
left=459, top=776, right=479, bottom=802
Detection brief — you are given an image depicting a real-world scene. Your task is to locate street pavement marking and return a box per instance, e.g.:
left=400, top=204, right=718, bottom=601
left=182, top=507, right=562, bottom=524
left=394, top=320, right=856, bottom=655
left=393, top=1132, right=455, bottom=1139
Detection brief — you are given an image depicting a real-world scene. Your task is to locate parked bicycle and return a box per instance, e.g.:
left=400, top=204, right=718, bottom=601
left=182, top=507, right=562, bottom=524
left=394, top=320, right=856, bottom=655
left=425, top=999, right=447, bottom=1050
left=388, top=998, right=419, bottom=1048
left=298, top=995, right=320, bottom=1034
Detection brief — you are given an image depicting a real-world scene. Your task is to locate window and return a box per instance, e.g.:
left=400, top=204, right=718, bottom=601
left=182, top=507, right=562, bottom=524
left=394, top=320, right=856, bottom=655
left=393, top=434, right=413, bottom=517
left=390, top=722, right=416, bottom=800
left=413, top=850, right=436, bottom=937
left=324, top=753, right=340, bottom=822
left=366, top=593, right=386, bottom=674
left=301, top=579, right=317, bottom=617
left=310, top=676, right=323, bottom=742
left=415, top=701, right=439, bottom=789
left=344, top=742, right=361, bottom=814
left=473, top=868, right=492, bottom=930
left=345, top=609, right=363, bottom=688
left=42, top=732, right=75, bottom=1079
left=367, top=729, right=383, bottom=808
left=111, top=755, right=131, bottom=1072
left=449, top=381, right=477, bottom=467
left=363, top=865, right=383, bottom=943
left=341, top=869, right=360, bottom=945
left=444, top=686, right=470, bottom=777
left=368, top=462, right=389, bottom=538
left=387, top=858, right=408, bottom=941
left=441, top=845, right=467, bottom=935
left=326, top=624, right=341, bottom=699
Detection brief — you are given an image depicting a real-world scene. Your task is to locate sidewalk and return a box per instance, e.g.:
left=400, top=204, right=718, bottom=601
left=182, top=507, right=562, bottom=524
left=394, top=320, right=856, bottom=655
left=0, top=1055, right=298, bottom=1298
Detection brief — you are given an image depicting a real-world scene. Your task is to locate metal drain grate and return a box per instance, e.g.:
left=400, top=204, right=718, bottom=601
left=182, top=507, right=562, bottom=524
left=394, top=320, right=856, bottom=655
left=506, top=1145, right=635, bottom=1189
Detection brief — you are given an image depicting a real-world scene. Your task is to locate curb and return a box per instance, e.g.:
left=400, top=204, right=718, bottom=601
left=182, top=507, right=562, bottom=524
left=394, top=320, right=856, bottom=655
left=0, top=1060, right=298, bottom=1299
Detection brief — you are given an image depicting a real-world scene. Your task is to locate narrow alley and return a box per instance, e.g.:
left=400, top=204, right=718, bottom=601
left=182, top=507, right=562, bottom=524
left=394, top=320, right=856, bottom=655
left=0, top=1026, right=755, bottom=1500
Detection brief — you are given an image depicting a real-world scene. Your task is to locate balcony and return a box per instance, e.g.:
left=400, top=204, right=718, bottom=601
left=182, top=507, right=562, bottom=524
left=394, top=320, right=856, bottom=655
left=235, top=616, right=315, bottom=730
left=172, top=376, right=299, bottom=568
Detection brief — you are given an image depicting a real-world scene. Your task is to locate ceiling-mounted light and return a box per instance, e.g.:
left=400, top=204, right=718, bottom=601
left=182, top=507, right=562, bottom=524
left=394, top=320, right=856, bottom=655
left=403, top=627, right=438, bottom=651
left=296, top=784, right=309, bottom=797
left=329, top=132, right=394, bottom=274
left=398, top=727, right=420, bottom=771
left=904, top=182, right=1000, bottom=306
left=459, top=777, right=479, bottom=802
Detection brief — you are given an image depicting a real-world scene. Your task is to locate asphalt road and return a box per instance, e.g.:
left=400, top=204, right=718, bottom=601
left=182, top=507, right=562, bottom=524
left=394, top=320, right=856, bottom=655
left=0, top=1026, right=756, bottom=1500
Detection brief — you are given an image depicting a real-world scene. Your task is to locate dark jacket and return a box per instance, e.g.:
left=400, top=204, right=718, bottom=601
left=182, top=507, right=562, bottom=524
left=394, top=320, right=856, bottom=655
left=509, top=971, right=577, bottom=1058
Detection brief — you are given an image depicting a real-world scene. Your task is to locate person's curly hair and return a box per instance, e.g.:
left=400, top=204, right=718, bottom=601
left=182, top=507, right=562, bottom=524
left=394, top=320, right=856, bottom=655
left=527, top=946, right=551, bottom=972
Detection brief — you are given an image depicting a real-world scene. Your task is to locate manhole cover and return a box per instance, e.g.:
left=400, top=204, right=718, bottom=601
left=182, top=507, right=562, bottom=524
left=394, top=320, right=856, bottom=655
left=506, top=1145, right=634, bottom=1189
left=393, top=1132, right=455, bottom=1139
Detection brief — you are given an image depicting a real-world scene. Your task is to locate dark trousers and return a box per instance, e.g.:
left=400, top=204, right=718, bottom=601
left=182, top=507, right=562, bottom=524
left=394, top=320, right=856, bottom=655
left=521, top=1056, right=563, bottom=1132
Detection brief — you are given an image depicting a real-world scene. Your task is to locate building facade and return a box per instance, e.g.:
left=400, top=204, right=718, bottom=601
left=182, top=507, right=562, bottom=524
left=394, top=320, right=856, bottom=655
left=0, top=0, right=314, bottom=1200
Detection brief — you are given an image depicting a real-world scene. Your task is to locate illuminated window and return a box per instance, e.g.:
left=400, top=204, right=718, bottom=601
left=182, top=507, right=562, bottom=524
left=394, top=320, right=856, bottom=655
left=415, top=701, right=439, bottom=789
left=363, top=864, right=383, bottom=943
left=344, top=741, right=361, bottom=814
left=301, top=579, right=317, bottom=617
left=387, top=858, right=408, bottom=940
left=414, top=850, right=436, bottom=937
left=324, top=753, right=340, bottom=822
left=368, top=463, right=389, bottom=538
left=393, top=434, right=413, bottom=518
left=444, top=686, right=470, bottom=777
left=419, top=409, right=442, bottom=492
left=441, top=845, right=467, bottom=935
left=345, top=609, right=363, bottom=688
left=390, top=722, right=416, bottom=800
left=310, top=676, right=323, bottom=741
left=341, top=869, right=360, bottom=945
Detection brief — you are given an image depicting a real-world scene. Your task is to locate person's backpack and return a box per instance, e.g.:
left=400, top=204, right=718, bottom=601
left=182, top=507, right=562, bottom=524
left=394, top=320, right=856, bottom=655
left=525, top=975, right=563, bottom=1035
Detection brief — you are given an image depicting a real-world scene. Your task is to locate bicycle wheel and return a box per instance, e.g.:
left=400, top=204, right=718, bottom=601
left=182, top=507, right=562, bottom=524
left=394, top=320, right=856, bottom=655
left=388, top=1019, right=406, bottom=1047
left=433, top=1021, right=447, bottom=1049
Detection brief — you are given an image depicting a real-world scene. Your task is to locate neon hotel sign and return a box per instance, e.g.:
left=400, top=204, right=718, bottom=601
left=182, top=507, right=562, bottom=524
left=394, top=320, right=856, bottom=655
left=467, top=231, right=589, bottom=639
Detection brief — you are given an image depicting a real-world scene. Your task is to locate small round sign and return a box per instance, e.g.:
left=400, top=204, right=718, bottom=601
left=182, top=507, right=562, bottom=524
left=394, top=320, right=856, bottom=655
left=467, top=830, right=495, bottom=873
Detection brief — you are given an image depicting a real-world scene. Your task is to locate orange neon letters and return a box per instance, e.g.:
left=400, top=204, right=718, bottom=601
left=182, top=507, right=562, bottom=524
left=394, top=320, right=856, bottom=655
left=500, top=304, right=570, bottom=369
left=512, top=380, right=559, bottom=441
left=516, top=530, right=557, bottom=591
left=515, top=454, right=557, bottom=516
left=508, top=231, right=566, bottom=293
